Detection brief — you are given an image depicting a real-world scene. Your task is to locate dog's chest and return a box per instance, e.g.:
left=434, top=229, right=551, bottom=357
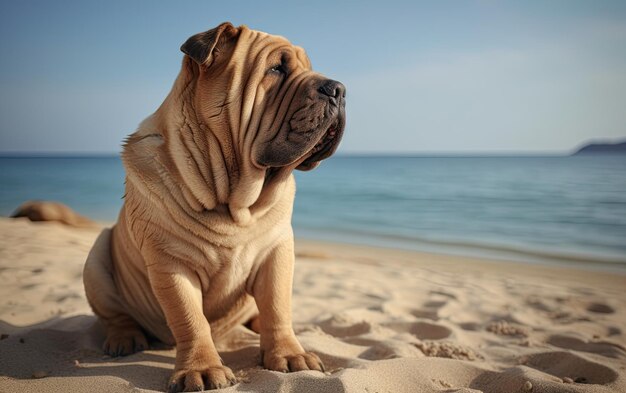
left=195, top=234, right=278, bottom=318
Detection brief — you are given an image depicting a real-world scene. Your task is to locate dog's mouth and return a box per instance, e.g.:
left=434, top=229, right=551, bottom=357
left=296, top=120, right=343, bottom=171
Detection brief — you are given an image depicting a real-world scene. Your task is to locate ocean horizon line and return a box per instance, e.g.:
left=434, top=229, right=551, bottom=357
left=0, top=151, right=590, bottom=158
left=3, top=138, right=626, bottom=158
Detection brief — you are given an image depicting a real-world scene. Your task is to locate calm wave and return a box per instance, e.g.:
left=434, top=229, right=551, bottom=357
left=1, top=155, right=625, bottom=270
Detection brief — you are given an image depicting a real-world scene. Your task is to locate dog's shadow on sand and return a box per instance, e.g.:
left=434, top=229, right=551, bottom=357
left=0, top=314, right=273, bottom=392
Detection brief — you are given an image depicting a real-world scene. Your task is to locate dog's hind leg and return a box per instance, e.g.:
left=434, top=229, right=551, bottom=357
left=83, top=228, right=148, bottom=356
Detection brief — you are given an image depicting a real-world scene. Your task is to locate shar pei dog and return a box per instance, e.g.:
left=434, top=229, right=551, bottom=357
left=83, top=22, right=345, bottom=391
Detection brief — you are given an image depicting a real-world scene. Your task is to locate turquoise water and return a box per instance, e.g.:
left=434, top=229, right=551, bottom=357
left=1, top=155, right=625, bottom=269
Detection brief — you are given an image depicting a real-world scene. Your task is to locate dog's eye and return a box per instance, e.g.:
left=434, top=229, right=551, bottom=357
left=268, top=64, right=286, bottom=75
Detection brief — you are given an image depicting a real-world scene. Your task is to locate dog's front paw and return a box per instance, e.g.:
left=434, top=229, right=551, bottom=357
left=263, top=349, right=325, bottom=373
left=167, top=365, right=237, bottom=392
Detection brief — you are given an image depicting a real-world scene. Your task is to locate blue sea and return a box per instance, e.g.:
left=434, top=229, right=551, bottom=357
left=1, top=155, right=625, bottom=271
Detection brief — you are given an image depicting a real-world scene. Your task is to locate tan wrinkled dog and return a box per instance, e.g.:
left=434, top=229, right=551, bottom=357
left=83, top=22, right=345, bottom=392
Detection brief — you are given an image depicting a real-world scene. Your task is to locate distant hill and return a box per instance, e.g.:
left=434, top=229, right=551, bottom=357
left=573, top=141, right=626, bottom=155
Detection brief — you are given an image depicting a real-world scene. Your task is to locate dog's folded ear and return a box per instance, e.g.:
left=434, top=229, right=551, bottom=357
left=181, top=22, right=240, bottom=67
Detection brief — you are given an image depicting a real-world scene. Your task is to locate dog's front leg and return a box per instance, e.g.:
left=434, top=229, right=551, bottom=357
left=252, top=238, right=325, bottom=373
left=148, top=262, right=236, bottom=392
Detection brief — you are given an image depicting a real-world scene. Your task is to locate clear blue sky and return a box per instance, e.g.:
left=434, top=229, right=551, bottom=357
left=1, top=1, right=625, bottom=154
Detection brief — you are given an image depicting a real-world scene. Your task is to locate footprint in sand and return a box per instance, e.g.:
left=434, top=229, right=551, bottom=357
left=383, top=321, right=452, bottom=340
left=458, top=322, right=481, bottom=331
left=358, top=339, right=424, bottom=360
left=546, top=334, right=626, bottom=359
left=423, top=300, right=447, bottom=308
left=409, top=307, right=440, bottom=320
left=318, top=316, right=374, bottom=338
left=380, top=297, right=450, bottom=321
left=428, top=290, right=458, bottom=300
left=607, top=326, right=621, bottom=336
left=520, top=351, right=619, bottom=385
left=586, top=303, right=615, bottom=314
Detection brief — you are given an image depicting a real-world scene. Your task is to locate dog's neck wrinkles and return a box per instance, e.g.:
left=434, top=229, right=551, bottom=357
left=122, top=57, right=292, bottom=230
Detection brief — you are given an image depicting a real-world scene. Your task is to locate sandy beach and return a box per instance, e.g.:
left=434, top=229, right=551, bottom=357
left=0, top=217, right=625, bottom=393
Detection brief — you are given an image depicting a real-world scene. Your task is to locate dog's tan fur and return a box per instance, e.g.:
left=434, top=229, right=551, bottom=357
left=83, top=22, right=344, bottom=391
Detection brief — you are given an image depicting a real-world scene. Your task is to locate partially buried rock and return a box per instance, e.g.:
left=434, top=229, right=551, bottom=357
left=523, top=381, right=533, bottom=391
left=11, top=201, right=97, bottom=228
left=32, top=371, right=48, bottom=379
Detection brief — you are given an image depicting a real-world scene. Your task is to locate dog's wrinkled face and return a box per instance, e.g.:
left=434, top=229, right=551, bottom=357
left=254, top=54, right=346, bottom=172
left=181, top=22, right=346, bottom=173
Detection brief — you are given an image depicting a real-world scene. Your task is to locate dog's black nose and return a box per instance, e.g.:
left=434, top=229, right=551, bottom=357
left=318, top=80, right=346, bottom=100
